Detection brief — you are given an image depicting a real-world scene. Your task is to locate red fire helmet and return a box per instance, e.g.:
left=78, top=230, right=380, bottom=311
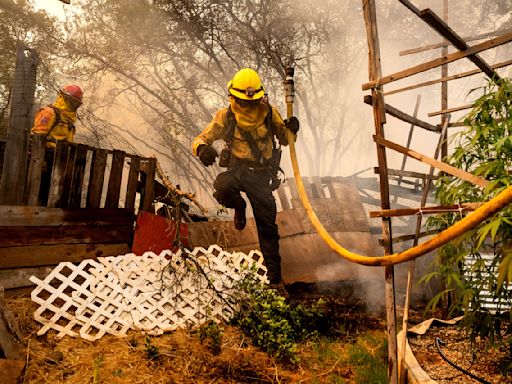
left=61, top=84, right=83, bottom=102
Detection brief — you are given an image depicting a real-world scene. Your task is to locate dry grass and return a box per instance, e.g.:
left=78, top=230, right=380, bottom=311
left=7, top=295, right=386, bottom=383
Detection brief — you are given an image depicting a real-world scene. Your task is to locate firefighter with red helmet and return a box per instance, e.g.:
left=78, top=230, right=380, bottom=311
left=31, top=84, right=83, bottom=146
left=30, top=85, right=83, bottom=205
left=192, top=68, right=299, bottom=297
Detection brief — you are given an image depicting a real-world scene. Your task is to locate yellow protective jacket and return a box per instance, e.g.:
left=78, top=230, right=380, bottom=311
left=31, top=93, right=77, bottom=147
left=192, top=98, right=291, bottom=162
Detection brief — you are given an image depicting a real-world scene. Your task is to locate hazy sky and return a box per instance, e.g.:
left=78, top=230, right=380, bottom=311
left=32, top=0, right=67, bottom=19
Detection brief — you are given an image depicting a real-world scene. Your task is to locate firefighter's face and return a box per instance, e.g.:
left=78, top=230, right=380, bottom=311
left=234, top=97, right=259, bottom=108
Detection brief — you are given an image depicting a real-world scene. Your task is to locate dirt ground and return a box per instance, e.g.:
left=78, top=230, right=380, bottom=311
left=409, top=321, right=511, bottom=384
left=7, top=292, right=387, bottom=384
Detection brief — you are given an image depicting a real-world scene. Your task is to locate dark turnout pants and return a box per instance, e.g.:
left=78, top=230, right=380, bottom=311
left=213, top=165, right=282, bottom=284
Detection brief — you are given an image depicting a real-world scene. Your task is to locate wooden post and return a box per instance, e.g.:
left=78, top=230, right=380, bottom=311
left=0, top=46, right=38, bottom=205
left=69, top=144, right=88, bottom=208
left=105, top=149, right=125, bottom=208
left=362, top=1, right=398, bottom=383
left=25, top=134, right=46, bottom=205
left=125, top=155, right=140, bottom=210
left=47, top=141, right=69, bottom=207
left=141, top=157, right=156, bottom=212
left=441, top=0, right=449, bottom=161
left=87, top=148, right=108, bottom=208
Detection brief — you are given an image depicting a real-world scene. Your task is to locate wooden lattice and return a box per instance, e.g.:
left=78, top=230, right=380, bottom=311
left=30, top=245, right=267, bottom=341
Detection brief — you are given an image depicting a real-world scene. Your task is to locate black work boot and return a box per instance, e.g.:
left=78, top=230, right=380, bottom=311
left=234, top=203, right=246, bottom=230
left=268, top=282, right=290, bottom=300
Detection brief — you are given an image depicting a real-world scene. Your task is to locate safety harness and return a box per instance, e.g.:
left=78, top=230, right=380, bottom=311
left=44, top=104, right=76, bottom=141
left=224, top=105, right=283, bottom=189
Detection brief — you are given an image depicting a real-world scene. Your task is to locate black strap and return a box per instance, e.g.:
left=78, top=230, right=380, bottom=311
left=45, top=105, right=76, bottom=139
left=45, top=105, right=61, bottom=138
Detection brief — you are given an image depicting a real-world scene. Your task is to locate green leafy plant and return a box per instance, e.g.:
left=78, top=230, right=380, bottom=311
left=196, top=320, right=224, bottom=355
left=144, top=336, right=160, bottom=361
left=423, top=78, right=512, bottom=363
left=232, top=277, right=325, bottom=364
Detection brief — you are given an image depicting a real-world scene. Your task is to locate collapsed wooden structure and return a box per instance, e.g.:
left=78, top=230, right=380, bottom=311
left=361, top=0, right=511, bottom=382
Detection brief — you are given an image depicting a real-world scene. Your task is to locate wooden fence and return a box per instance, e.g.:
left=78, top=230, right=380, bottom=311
left=19, top=135, right=156, bottom=210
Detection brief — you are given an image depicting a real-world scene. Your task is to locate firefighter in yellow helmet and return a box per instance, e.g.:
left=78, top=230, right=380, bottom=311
left=192, top=68, right=299, bottom=296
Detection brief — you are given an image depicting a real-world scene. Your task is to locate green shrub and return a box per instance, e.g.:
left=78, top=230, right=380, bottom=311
left=423, top=78, right=512, bottom=366
left=232, top=278, right=325, bottom=364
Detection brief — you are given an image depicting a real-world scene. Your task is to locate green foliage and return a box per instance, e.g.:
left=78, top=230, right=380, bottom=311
left=424, top=78, right=512, bottom=361
left=347, top=333, right=388, bottom=384
left=232, top=277, right=325, bottom=364
left=195, top=320, right=224, bottom=355
left=144, top=336, right=160, bottom=361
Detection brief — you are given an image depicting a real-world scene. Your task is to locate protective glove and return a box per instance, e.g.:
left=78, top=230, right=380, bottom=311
left=284, top=116, right=300, bottom=134
left=197, top=144, right=218, bottom=167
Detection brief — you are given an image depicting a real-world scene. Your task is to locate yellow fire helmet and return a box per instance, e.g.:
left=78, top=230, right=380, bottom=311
left=227, top=68, right=265, bottom=100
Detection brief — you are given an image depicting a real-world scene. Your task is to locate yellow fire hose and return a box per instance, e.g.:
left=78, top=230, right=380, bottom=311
left=283, top=68, right=512, bottom=267
left=287, top=134, right=512, bottom=266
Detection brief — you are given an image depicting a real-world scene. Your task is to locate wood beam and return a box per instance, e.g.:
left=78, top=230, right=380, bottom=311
left=374, top=167, right=438, bottom=180
left=364, top=95, right=440, bottom=132
left=379, top=229, right=439, bottom=246
left=362, top=1, right=398, bottom=382
left=428, top=103, right=474, bottom=117
left=419, top=9, right=501, bottom=81
left=399, top=28, right=512, bottom=56
left=361, top=31, right=512, bottom=90
left=384, top=59, right=512, bottom=96
left=373, top=135, right=489, bottom=188
left=370, top=202, right=483, bottom=218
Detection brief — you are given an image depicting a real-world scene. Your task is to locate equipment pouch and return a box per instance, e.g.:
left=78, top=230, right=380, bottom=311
left=218, top=147, right=232, bottom=168
left=269, top=148, right=282, bottom=191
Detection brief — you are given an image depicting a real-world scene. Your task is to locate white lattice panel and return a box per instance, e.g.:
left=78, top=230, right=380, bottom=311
left=31, top=245, right=267, bottom=340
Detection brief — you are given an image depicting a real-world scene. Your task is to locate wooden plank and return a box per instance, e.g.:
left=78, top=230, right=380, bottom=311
left=364, top=95, right=439, bottom=132
left=141, top=157, right=156, bottom=212
left=384, top=59, right=512, bottom=96
left=379, top=229, right=438, bottom=246
left=0, top=243, right=131, bottom=269
left=0, top=266, right=53, bottom=290
left=362, top=31, right=512, bottom=90
left=69, top=144, right=88, bottom=208
left=47, top=140, right=69, bottom=207
left=25, top=134, right=46, bottom=205
left=276, top=186, right=290, bottom=210
left=428, top=102, right=474, bottom=117
left=311, top=176, right=324, bottom=198
left=125, top=156, right=140, bottom=210
left=370, top=202, right=483, bottom=218
left=0, top=46, right=38, bottom=205
left=420, top=8, right=500, bottom=81
left=0, top=206, right=135, bottom=227
left=87, top=148, right=108, bottom=208
left=60, top=143, right=77, bottom=207
left=399, top=27, right=512, bottom=56
left=0, top=225, right=134, bottom=247
left=374, top=167, right=438, bottom=180
left=105, top=149, right=125, bottom=208
left=373, top=135, right=489, bottom=188
left=301, top=176, right=314, bottom=198
left=0, top=291, right=24, bottom=360
left=325, top=180, right=336, bottom=199
left=363, top=2, right=397, bottom=382
left=286, top=177, right=299, bottom=200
